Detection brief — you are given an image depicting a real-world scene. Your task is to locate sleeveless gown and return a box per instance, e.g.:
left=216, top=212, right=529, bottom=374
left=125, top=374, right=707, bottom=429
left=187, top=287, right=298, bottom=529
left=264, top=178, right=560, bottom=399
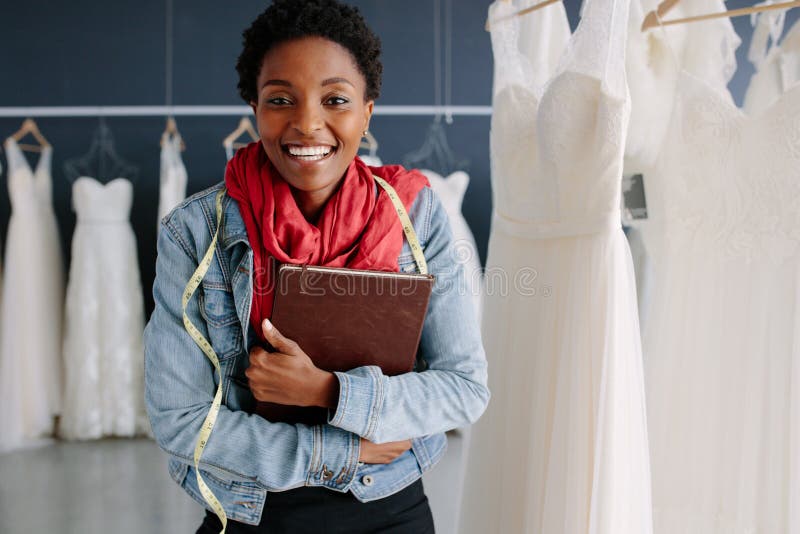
left=460, top=0, right=653, bottom=532
left=635, top=20, right=800, bottom=533
left=157, top=133, right=187, bottom=227
left=0, top=138, right=64, bottom=453
left=59, top=177, right=149, bottom=439
left=623, top=0, right=741, bottom=331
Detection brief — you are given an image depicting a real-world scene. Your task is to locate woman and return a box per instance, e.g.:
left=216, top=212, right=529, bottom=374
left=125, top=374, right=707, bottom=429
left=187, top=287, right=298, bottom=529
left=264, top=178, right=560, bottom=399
left=144, top=1, right=489, bottom=532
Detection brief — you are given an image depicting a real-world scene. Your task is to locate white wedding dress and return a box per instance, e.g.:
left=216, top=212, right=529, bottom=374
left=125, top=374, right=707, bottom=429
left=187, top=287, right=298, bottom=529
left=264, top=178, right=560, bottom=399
left=623, top=0, right=740, bottom=330
left=633, top=17, right=800, bottom=533
left=0, top=138, right=64, bottom=454
left=157, top=133, right=187, bottom=227
left=59, top=177, right=149, bottom=439
left=421, top=169, right=483, bottom=534
left=460, top=0, right=653, bottom=532
left=423, top=169, right=483, bottom=322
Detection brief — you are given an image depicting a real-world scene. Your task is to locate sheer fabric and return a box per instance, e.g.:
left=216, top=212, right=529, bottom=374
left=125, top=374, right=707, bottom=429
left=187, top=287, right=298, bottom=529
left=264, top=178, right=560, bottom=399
left=460, top=0, right=653, bottom=532
left=631, top=13, right=800, bottom=531
left=0, top=139, right=64, bottom=453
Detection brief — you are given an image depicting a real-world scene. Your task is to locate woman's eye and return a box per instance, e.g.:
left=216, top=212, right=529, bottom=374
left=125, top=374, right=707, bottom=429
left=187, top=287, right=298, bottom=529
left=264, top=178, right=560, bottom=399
left=266, top=97, right=292, bottom=106
left=325, top=96, right=349, bottom=105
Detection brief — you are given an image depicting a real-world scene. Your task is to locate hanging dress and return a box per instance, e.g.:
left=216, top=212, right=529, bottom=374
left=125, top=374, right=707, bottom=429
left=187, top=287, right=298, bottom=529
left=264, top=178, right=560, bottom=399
left=460, top=0, right=653, bottom=531
left=423, top=169, right=483, bottom=322
left=636, top=17, right=800, bottom=532
left=420, top=168, right=483, bottom=534
left=744, top=14, right=800, bottom=115
left=157, top=133, right=187, bottom=227
left=0, top=138, right=64, bottom=453
left=59, top=176, right=148, bottom=439
left=623, top=0, right=741, bottom=329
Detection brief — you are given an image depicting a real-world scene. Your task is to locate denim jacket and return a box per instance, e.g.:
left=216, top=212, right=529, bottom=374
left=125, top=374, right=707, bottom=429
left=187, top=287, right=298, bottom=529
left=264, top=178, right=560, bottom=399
left=143, top=180, right=490, bottom=525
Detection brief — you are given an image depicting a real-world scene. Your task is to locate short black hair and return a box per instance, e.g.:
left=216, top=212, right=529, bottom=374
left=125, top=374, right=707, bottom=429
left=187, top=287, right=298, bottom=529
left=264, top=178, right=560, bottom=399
left=236, top=0, right=383, bottom=104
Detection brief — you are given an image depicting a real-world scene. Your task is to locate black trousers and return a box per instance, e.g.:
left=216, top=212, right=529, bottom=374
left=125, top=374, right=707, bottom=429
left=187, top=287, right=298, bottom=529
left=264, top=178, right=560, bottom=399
left=196, top=479, right=435, bottom=534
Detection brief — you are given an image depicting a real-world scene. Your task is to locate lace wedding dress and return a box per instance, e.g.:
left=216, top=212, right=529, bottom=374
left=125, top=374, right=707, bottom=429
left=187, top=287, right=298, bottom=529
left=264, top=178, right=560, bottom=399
left=631, top=13, right=800, bottom=532
left=459, top=0, right=653, bottom=532
left=59, top=177, right=149, bottom=439
left=623, top=0, right=741, bottom=330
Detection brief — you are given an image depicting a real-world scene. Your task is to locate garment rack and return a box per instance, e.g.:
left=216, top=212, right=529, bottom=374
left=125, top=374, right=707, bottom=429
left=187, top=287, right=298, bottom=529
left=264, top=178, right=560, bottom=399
left=0, top=105, right=492, bottom=118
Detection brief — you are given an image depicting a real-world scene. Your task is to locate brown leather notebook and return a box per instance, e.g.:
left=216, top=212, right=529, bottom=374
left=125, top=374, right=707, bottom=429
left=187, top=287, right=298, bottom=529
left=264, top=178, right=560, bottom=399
left=255, top=263, right=435, bottom=425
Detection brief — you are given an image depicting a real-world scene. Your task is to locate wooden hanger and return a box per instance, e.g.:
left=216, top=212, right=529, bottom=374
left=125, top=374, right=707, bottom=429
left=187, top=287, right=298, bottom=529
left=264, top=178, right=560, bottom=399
left=485, top=0, right=562, bottom=32
left=8, top=118, right=51, bottom=153
left=642, top=0, right=800, bottom=31
left=641, top=0, right=681, bottom=31
left=222, top=117, right=259, bottom=150
left=160, top=117, right=186, bottom=151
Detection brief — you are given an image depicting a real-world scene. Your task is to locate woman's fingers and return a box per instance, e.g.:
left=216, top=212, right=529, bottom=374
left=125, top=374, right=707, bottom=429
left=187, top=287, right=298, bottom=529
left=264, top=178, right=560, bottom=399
left=359, top=438, right=413, bottom=464
left=261, top=318, right=299, bottom=354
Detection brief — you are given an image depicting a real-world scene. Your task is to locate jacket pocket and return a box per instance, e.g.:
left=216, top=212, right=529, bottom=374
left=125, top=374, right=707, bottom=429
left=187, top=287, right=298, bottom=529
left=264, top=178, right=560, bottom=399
left=198, top=281, right=243, bottom=360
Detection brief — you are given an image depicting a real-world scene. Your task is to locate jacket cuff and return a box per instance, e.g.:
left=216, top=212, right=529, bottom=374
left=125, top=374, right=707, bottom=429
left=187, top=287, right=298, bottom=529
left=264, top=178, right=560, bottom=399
left=328, top=366, right=385, bottom=441
left=306, top=424, right=361, bottom=491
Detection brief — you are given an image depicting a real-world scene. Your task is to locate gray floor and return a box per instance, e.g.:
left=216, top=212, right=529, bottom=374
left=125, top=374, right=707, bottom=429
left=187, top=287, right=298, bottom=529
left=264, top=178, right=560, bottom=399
left=0, top=439, right=199, bottom=533
left=0, top=434, right=466, bottom=533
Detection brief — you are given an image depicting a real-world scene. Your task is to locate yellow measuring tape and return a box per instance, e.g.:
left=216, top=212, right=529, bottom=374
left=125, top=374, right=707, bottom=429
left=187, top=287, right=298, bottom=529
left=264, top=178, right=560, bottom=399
left=181, top=178, right=426, bottom=532
left=373, top=175, right=428, bottom=275
left=182, top=187, right=228, bottom=534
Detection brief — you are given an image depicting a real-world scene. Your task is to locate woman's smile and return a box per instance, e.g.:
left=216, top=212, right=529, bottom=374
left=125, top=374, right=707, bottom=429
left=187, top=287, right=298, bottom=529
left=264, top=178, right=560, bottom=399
left=281, top=142, right=338, bottom=166
left=283, top=144, right=336, bottom=161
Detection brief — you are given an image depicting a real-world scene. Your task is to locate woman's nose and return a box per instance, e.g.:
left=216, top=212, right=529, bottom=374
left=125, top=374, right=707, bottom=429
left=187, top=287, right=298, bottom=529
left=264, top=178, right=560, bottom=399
left=291, top=102, right=324, bottom=135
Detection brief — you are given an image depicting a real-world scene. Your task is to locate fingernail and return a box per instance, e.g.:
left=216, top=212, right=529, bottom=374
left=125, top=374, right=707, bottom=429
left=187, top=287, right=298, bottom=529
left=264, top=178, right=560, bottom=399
left=263, top=318, right=273, bottom=332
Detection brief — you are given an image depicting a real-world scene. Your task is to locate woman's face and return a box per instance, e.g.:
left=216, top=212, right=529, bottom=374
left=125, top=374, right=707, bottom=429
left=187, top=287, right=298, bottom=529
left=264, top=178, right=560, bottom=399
left=250, top=36, right=374, bottom=197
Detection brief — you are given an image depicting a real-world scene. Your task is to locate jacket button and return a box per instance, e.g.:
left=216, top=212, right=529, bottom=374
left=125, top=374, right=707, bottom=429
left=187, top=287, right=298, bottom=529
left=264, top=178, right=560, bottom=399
left=361, top=475, right=374, bottom=487
left=322, top=468, right=334, bottom=481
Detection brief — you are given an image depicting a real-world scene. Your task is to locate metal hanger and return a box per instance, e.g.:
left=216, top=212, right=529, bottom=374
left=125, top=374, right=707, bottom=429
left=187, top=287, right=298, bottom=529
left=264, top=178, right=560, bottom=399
left=405, top=0, right=469, bottom=175
left=403, top=120, right=469, bottom=176
left=63, top=118, right=139, bottom=184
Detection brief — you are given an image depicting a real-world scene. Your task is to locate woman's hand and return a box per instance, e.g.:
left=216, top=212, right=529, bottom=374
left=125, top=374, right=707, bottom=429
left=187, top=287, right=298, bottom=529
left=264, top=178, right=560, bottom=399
left=359, top=438, right=413, bottom=464
left=246, top=319, right=339, bottom=408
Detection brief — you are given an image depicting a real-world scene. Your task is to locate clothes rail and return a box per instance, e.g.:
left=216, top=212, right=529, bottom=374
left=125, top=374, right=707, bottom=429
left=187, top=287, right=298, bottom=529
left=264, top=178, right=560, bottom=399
left=0, top=105, right=492, bottom=118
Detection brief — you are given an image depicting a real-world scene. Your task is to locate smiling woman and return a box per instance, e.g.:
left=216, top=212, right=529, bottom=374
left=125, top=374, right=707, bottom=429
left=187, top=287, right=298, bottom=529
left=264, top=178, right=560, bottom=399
left=142, top=1, right=489, bottom=533
left=248, top=37, right=374, bottom=224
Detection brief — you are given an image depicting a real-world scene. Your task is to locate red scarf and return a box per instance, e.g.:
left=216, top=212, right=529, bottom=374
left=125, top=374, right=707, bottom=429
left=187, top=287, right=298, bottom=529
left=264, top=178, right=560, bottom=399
left=224, top=142, right=430, bottom=343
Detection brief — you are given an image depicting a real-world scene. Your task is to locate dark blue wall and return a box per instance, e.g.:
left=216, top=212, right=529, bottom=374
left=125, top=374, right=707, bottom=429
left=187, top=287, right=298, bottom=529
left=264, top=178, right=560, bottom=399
left=0, top=0, right=496, bottom=315
left=0, top=0, right=796, bottom=315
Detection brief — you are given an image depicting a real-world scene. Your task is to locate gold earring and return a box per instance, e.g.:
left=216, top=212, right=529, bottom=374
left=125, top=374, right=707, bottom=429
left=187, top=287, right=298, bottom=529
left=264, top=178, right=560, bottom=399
left=362, top=130, right=368, bottom=137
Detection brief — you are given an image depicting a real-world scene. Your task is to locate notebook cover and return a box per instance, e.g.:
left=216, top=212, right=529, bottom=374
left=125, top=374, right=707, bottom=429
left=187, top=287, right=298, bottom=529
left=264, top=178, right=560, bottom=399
left=254, top=263, right=435, bottom=425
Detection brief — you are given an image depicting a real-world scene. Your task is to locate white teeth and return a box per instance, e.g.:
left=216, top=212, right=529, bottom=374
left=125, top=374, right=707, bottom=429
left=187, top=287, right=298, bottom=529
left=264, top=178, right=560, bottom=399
left=287, top=145, right=333, bottom=156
